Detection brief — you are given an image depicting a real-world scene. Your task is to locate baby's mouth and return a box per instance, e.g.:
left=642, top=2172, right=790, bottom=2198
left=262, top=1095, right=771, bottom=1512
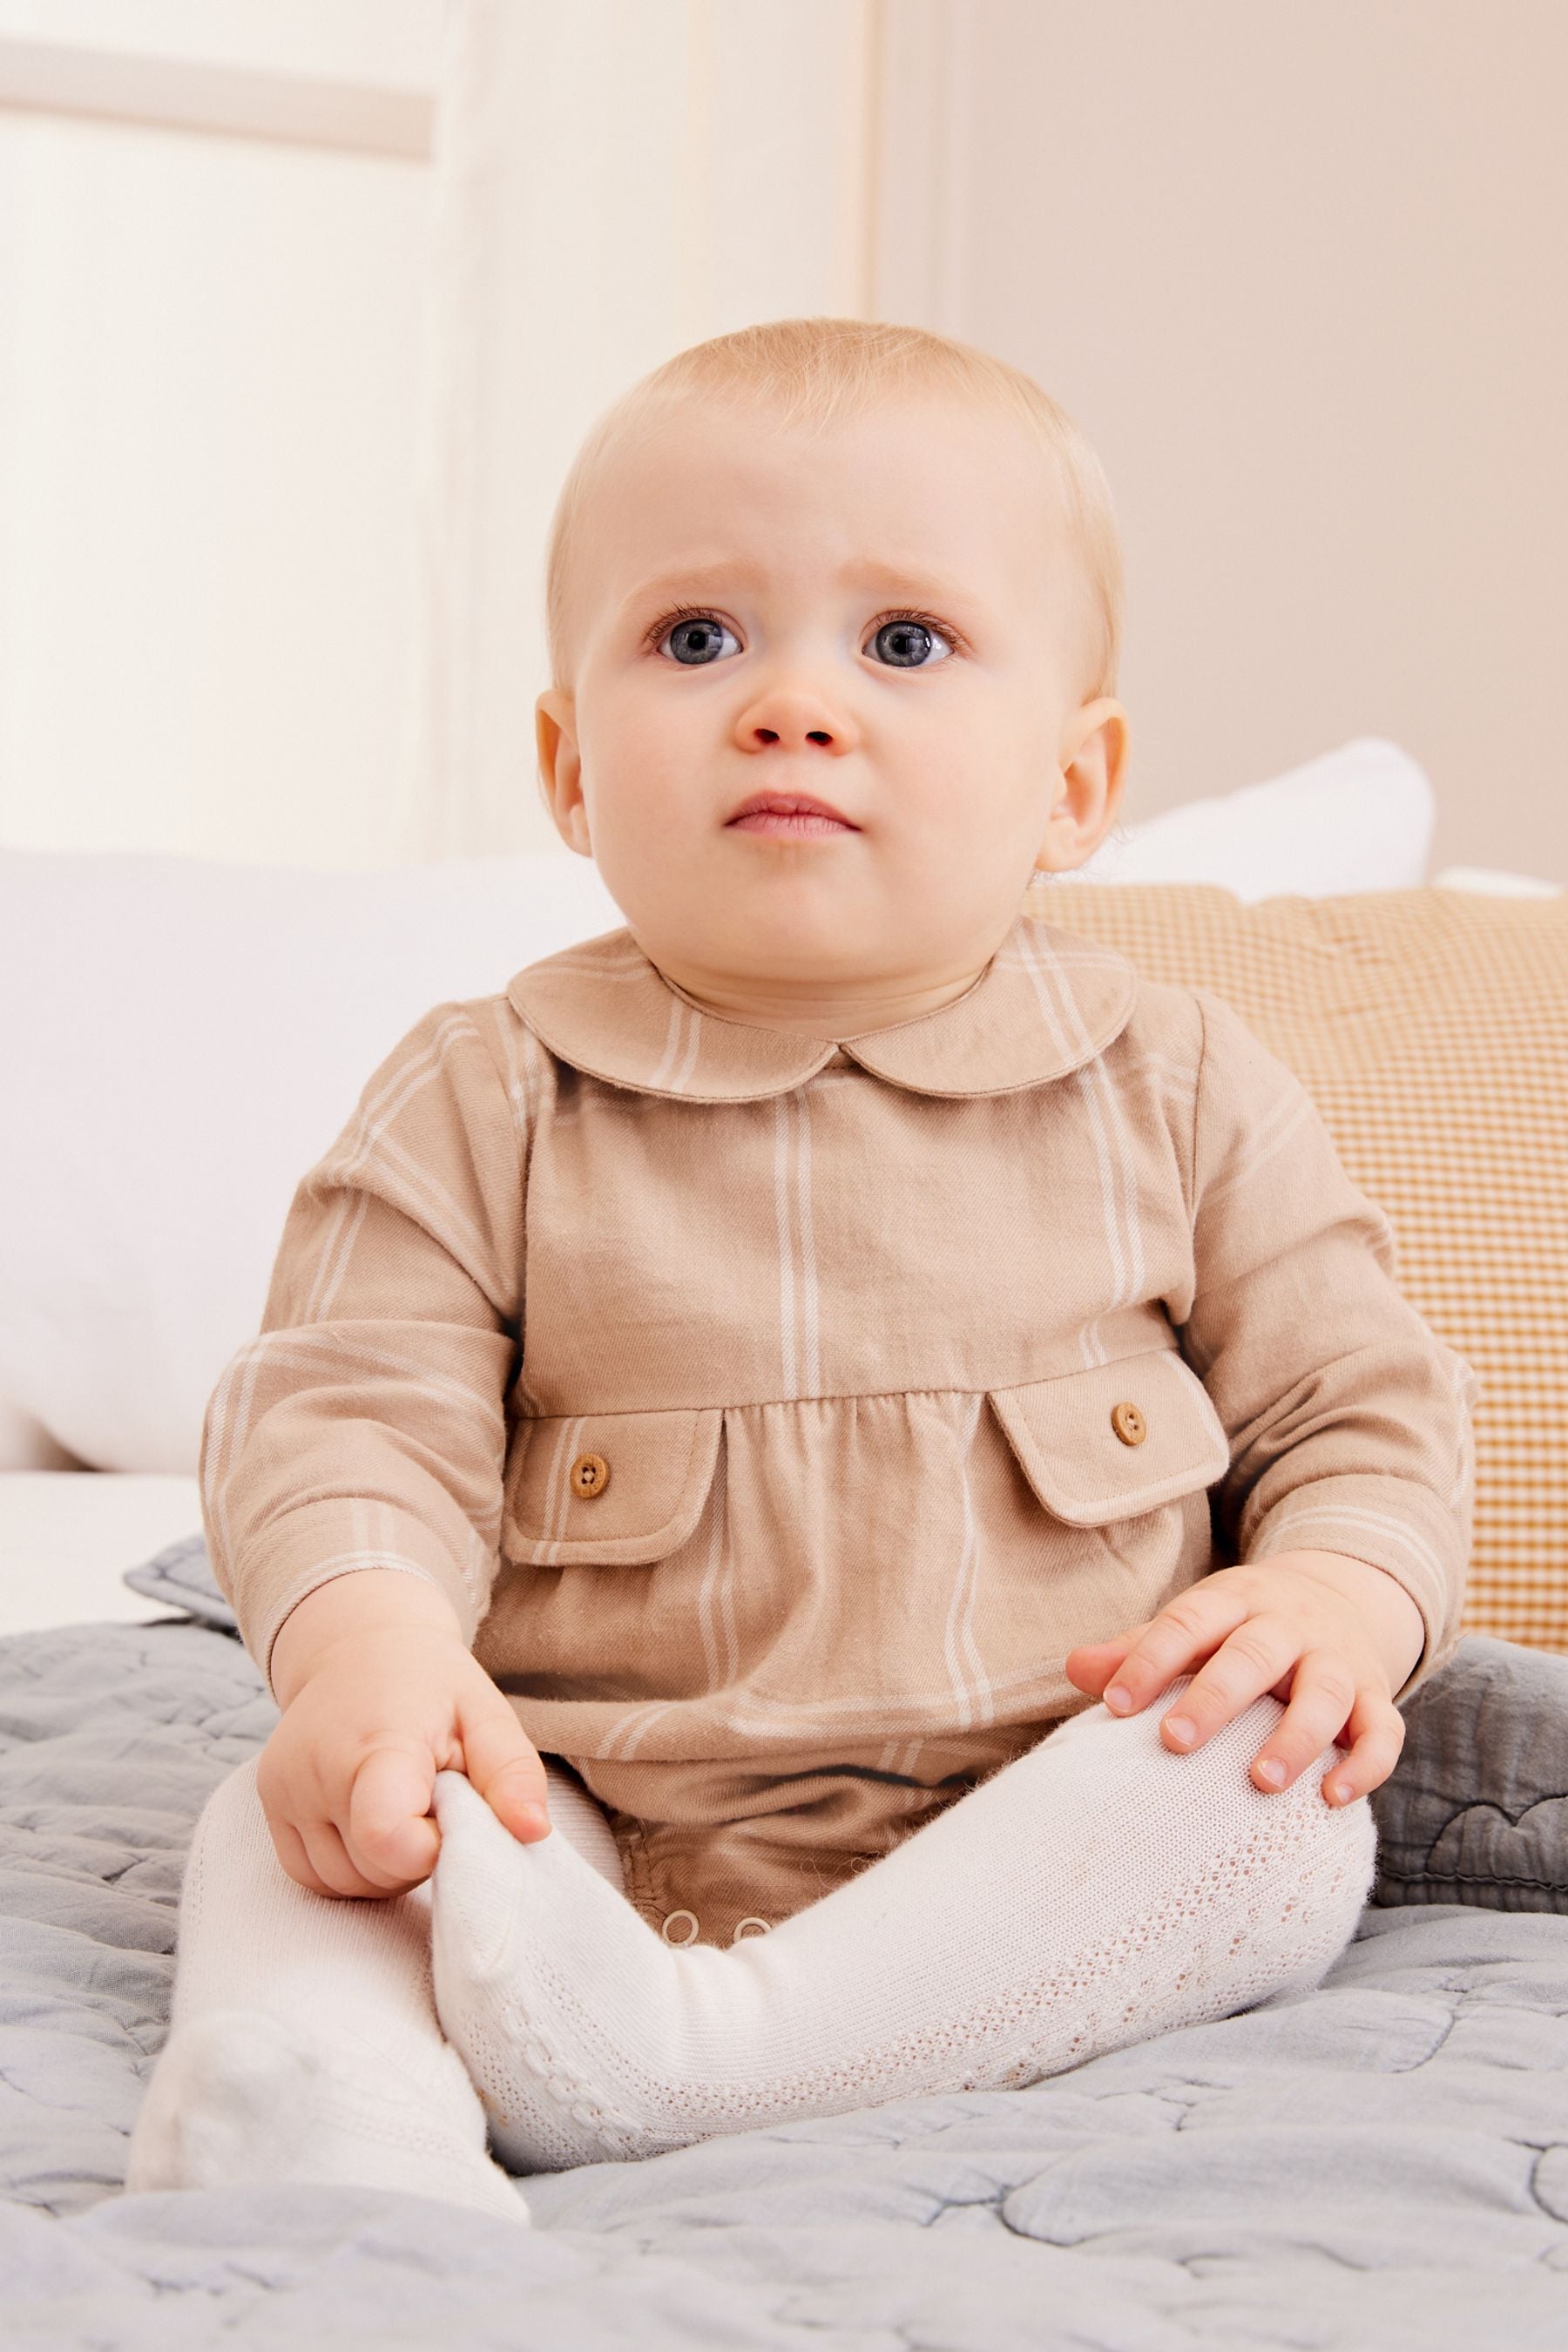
left=726, top=791, right=860, bottom=836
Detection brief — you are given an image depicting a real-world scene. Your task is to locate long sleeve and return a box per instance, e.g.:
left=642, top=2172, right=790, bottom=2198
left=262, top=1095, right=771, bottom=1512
left=199, top=995, right=531, bottom=1700
left=1173, top=989, right=1478, bottom=1700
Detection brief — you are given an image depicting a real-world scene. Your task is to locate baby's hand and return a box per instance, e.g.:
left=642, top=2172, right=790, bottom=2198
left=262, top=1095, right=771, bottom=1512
left=1064, top=1550, right=1423, bottom=1807
left=257, top=1571, right=553, bottom=1899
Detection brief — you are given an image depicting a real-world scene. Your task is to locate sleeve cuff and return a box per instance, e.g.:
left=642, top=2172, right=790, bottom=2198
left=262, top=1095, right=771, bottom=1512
left=219, top=1498, right=486, bottom=1702
left=1241, top=1472, right=1468, bottom=1704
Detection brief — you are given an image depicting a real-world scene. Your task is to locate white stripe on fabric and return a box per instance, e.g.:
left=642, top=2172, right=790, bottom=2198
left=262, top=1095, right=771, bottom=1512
left=1199, top=1086, right=1314, bottom=1214
left=600, top=1697, right=679, bottom=1761
left=219, top=1327, right=503, bottom=1414
left=308, top=1188, right=370, bottom=1327
left=317, top=1010, right=511, bottom=1299
left=361, top=1119, right=511, bottom=1304
left=792, top=1092, right=821, bottom=1397
left=301, top=1189, right=361, bottom=1328
left=940, top=1392, right=991, bottom=1730
left=1253, top=1501, right=1450, bottom=1591
left=536, top=1416, right=587, bottom=1565
left=695, top=1426, right=739, bottom=1697
left=305, top=1009, right=478, bottom=1323
left=650, top=995, right=689, bottom=1091
left=204, top=1328, right=507, bottom=1568
left=1038, top=930, right=1146, bottom=1310
left=773, top=1095, right=800, bottom=1398
left=1016, top=923, right=1146, bottom=1324
left=492, top=999, right=544, bottom=1152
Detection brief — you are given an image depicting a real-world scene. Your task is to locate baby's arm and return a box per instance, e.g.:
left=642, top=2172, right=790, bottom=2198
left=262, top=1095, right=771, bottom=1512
left=1068, top=989, right=1477, bottom=1805
left=202, top=995, right=547, bottom=1893
left=258, top=1567, right=551, bottom=1899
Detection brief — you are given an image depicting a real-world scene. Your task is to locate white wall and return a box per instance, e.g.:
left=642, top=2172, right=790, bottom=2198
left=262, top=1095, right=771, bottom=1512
left=0, top=0, right=879, bottom=867
left=0, top=0, right=439, bottom=866
left=903, top=0, right=1568, bottom=882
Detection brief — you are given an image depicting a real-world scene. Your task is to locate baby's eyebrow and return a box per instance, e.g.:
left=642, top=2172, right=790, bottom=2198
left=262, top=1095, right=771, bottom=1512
left=620, top=559, right=769, bottom=612
left=837, top=558, right=970, bottom=607
left=620, top=557, right=970, bottom=615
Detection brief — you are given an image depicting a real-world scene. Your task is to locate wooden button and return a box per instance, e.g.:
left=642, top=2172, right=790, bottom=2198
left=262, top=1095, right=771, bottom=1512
left=1110, top=1400, right=1146, bottom=1447
left=569, top=1450, right=610, bottom=1499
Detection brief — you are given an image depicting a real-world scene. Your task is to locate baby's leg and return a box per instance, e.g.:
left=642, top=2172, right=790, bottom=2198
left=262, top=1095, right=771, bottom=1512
left=124, top=1754, right=618, bottom=2220
left=429, top=1680, right=1376, bottom=2173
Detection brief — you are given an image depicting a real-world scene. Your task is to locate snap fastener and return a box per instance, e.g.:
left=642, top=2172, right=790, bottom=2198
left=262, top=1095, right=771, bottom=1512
left=660, top=1909, right=700, bottom=1946
left=569, top=1451, right=610, bottom=1499
left=732, top=1916, right=772, bottom=1943
left=1110, top=1400, right=1146, bottom=1447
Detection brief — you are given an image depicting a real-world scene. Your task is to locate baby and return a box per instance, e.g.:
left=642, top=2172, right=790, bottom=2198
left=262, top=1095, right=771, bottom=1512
left=125, top=319, right=1475, bottom=2224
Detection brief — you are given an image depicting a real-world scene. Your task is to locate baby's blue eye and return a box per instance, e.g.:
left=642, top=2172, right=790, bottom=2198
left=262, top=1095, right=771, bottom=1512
left=659, top=615, right=740, bottom=665
left=866, top=618, right=951, bottom=669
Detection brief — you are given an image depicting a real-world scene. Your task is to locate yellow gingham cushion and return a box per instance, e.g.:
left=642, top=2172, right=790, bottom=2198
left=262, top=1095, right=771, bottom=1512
left=1031, top=881, right=1568, bottom=1655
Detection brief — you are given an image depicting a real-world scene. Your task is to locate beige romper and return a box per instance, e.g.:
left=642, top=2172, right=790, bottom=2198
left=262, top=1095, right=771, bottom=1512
left=202, top=899, right=1477, bottom=1946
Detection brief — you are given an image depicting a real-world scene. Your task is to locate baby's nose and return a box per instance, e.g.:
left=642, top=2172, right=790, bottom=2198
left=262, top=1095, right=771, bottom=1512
left=734, top=683, right=858, bottom=754
left=753, top=722, right=835, bottom=747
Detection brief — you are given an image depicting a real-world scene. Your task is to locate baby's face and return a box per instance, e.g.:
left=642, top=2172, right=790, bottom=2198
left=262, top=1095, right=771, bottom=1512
left=537, top=388, right=1127, bottom=1026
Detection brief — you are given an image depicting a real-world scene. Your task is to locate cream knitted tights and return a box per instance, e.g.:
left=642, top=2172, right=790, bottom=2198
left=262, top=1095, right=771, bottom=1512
left=126, top=1684, right=1375, bottom=2207
left=428, top=1683, right=1375, bottom=2175
left=123, top=1752, right=617, bottom=2221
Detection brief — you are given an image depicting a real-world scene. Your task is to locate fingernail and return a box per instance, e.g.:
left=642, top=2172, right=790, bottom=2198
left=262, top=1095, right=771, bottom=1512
left=516, top=1804, right=550, bottom=1835
left=1164, top=1714, right=1196, bottom=1747
left=1256, top=1757, right=1287, bottom=1787
left=1328, top=1780, right=1355, bottom=1805
left=1105, top=1685, right=1132, bottom=1714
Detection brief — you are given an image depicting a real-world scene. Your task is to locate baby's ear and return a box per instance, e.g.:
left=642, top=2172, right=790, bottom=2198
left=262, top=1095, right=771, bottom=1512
left=1041, top=698, right=1131, bottom=871
left=535, top=691, right=588, bottom=848
left=535, top=686, right=576, bottom=774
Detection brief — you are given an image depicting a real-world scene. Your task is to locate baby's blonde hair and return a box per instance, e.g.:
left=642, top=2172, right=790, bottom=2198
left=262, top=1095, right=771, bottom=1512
left=544, top=316, right=1123, bottom=702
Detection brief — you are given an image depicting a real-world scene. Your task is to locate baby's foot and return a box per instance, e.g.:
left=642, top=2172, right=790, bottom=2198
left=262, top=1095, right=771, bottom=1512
left=430, top=1767, right=740, bottom=2173
left=125, top=2005, right=530, bottom=2226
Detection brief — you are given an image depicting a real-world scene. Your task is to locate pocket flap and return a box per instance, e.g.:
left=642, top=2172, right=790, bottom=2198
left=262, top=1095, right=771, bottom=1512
left=989, top=1348, right=1231, bottom=1524
left=503, top=1406, right=722, bottom=1566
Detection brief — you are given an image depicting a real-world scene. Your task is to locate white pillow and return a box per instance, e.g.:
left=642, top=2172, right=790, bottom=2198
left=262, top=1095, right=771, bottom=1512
left=1060, top=736, right=1433, bottom=899
left=0, top=850, right=623, bottom=1474
left=0, top=738, right=1436, bottom=1474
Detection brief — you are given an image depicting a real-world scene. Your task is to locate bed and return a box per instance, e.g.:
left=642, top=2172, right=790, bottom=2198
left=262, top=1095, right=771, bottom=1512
left=3, top=759, right=1565, bottom=2345
left=3, top=1589, right=1565, bottom=2347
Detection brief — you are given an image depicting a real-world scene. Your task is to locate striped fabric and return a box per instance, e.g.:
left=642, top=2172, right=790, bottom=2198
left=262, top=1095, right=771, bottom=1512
left=1035, top=881, right=1567, bottom=1655
left=200, top=896, right=1477, bottom=1815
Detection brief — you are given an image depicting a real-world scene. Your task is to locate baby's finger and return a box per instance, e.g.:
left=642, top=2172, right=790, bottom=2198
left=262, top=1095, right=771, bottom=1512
left=1102, top=1585, right=1252, bottom=1717
left=1063, top=1632, right=1143, bottom=1695
left=267, top=1811, right=335, bottom=1898
left=1319, top=1690, right=1406, bottom=1807
left=345, top=1745, right=441, bottom=1887
left=1244, top=1650, right=1358, bottom=1792
left=296, top=1815, right=382, bottom=1900
left=1155, top=1613, right=1302, bottom=1755
left=458, top=1686, right=552, bottom=1842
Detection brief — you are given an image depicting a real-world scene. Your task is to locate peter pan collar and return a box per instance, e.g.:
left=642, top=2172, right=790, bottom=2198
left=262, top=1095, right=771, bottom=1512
left=505, top=896, right=1139, bottom=1102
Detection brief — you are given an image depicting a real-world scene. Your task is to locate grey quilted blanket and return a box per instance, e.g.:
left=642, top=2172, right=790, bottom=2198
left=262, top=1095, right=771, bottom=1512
left=2, top=1612, right=1566, bottom=2349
